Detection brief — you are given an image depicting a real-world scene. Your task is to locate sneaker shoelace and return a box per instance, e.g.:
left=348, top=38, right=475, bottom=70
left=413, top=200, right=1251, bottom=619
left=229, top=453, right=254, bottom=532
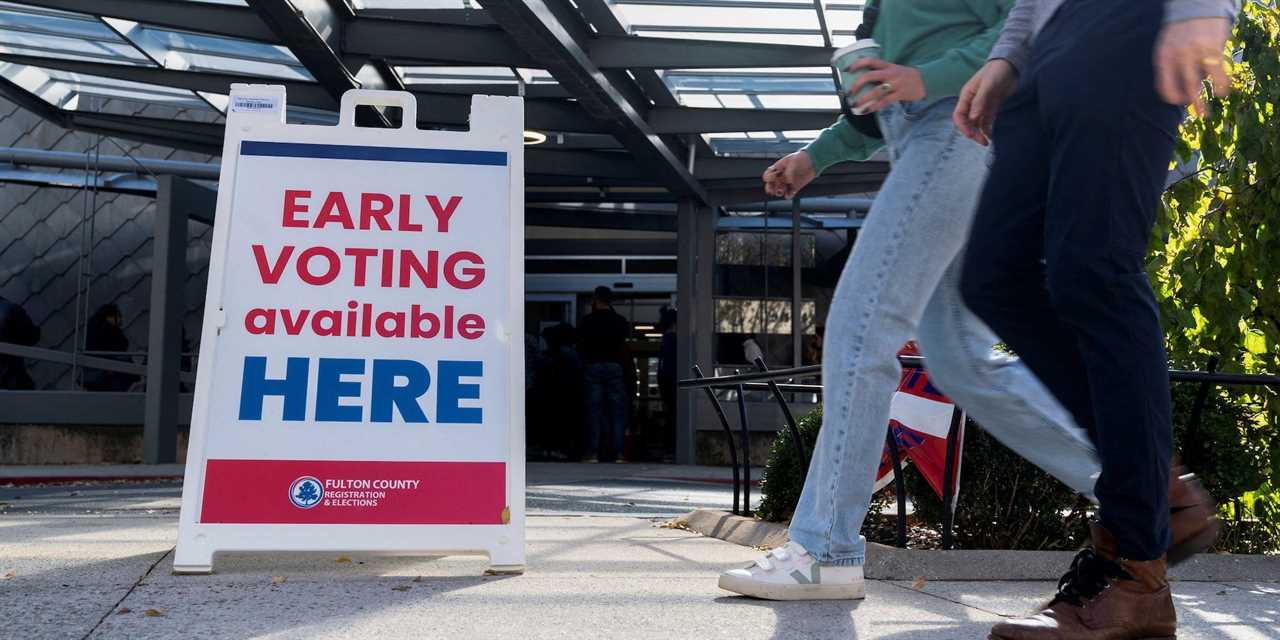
left=1049, top=548, right=1131, bottom=607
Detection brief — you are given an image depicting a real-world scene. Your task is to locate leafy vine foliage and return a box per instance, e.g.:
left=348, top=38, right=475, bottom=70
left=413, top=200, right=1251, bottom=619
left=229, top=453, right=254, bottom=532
left=1155, top=1, right=1279, bottom=548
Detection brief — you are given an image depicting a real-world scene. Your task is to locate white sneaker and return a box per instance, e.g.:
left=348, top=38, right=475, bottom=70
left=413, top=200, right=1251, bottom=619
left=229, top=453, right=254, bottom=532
left=718, top=541, right=865, bottom=600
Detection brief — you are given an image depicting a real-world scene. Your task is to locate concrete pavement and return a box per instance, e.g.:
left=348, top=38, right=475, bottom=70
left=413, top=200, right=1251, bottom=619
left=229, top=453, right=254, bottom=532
left=1, top=465, right=1277, bottom=639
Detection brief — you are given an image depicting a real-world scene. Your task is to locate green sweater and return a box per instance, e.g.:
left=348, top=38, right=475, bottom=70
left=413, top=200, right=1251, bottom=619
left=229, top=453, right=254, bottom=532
left=803, top=0, right=1015, bottom=174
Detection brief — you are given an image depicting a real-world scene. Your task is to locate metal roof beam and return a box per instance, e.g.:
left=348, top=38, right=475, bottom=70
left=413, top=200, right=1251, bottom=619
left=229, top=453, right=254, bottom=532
left=344, top=18, right=537, bottom=67
left=526, top=149, right=645, bottom=179
left=251, top=0, right=364, bottom=100
left=16, top=0, right=277, bottom=42
left=67, top=112, right=224, bottom=154
left=696, top=156, right=886, bottom=181
left=354, top=8, right=495, bottom=27
left=347, top=16, right=833, bottom=71
left=484, top=0, right=708, bottom=202
left=526, top=207, right=676, bottom=232
left=570, top=0, right=713, bottom=172
left=251, top=0, right=399, bottom=128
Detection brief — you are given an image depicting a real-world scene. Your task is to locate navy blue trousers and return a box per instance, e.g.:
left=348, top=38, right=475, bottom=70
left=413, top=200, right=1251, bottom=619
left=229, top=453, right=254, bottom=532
left=961, top=0, right=1182, bottom=560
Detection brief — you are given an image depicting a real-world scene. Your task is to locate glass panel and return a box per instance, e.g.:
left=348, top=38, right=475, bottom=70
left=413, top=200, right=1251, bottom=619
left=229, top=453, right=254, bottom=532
left=632, top=29, right=823, bottom=46
left=616, top=5, right=820, bottom=31
left=0, top=5, right=121, bottom=40
left=134, top=28, right=297, bottom=64
left=665, top=69, right=835, bottom=95
left=717, top=231, right=815, bottom=267
left=0, top=63, right=210, bottom=111
left=0, top=27, right=150, bottom=63
left=356, top=0, right=481, bottom=7
left=103, top=20, right=312, bottom=81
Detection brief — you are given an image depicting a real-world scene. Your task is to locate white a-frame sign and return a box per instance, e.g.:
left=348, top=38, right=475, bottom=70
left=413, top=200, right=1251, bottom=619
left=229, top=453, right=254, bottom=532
left=175, top=85, right=525, bottom=574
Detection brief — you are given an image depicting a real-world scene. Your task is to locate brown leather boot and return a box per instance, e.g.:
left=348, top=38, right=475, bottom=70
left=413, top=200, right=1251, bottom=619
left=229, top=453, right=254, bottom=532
left=989, top=523, right=1177, bottom=640
left=1167, top=466, right=1219, bottom=564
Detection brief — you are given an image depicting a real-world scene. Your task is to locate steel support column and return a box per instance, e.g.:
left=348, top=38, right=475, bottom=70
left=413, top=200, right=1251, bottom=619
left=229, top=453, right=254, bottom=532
left=675, top=198, right=717, bottom=463
left=143, top=176, right=190, bottom=463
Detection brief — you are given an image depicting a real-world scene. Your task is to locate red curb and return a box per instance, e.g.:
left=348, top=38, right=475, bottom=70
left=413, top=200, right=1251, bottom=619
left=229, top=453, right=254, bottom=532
left=0, top=475, right=184, bottom=487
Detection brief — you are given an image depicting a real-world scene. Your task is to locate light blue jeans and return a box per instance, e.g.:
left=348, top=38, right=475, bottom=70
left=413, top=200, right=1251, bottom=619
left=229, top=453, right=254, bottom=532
left=788, top=98, right=1100, bottom=565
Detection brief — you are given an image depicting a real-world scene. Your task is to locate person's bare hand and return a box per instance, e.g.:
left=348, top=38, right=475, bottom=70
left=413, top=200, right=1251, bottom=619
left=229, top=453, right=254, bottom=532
left=1155, top=17, right=1232, bottom=116
left=847, top=59, right=926, bottom=115
left=953, top=59, right=1018, bottom=146
left=762, top=151, right=816, bottom=199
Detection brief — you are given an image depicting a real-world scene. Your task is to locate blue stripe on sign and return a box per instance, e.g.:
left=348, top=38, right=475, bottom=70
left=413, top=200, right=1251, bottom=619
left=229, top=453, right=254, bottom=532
left=240, top=141, right=507, bottom=166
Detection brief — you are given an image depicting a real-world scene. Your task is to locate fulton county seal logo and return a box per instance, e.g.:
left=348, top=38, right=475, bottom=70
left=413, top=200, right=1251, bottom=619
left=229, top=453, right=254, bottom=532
left=288, top=476, right=324, bottom=509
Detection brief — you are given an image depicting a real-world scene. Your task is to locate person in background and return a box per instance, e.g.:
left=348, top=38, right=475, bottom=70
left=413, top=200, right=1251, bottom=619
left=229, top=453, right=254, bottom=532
left=953, top=1, right=1237, bottom=637
left=578, top=286, right=632, bottom=463
left=0, top=295, right=40, bottom=390
left=530, top=322, right=584, bottom=460
left=83, top=303, right=139, bottom=392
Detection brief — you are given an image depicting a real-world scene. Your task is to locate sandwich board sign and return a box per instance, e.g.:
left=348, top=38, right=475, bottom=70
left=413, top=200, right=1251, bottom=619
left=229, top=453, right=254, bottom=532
left=174, top=85, right=525, bottom=574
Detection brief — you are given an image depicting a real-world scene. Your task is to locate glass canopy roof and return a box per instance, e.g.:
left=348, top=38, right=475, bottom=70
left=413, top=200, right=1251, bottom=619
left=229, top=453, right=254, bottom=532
left=0, top=0, right=868, bottom=174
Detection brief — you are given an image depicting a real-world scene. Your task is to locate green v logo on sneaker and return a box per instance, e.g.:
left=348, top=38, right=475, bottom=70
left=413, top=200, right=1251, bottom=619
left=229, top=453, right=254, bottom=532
left=790, top=565, right=821, bottom=584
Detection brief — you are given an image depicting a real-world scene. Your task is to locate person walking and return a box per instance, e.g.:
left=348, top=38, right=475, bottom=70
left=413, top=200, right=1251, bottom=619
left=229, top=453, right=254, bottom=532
left=578, top=286, right=632, bottom=463
left=717, top=0, right=1220, bottom=603
left=953, top=1, right=1237, bottom=637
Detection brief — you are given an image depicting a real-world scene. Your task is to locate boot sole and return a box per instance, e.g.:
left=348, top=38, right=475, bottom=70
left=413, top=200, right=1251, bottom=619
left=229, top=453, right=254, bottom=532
left=1168, top=521, right=1219, bottom=566
left=718, top=573, right=866, bottom=601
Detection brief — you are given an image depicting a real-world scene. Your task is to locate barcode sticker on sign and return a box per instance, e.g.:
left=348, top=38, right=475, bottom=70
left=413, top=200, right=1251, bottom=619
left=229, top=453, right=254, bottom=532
left=232, top=96, right=279, bottom=113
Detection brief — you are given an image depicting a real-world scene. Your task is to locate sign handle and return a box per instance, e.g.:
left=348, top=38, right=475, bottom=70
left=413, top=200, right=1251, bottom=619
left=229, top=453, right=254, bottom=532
left=338, top=90, right=419, bottom=130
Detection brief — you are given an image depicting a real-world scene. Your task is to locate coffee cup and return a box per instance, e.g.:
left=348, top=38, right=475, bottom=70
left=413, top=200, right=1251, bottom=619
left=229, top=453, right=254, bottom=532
left=831, top=40, right=883, bottom=115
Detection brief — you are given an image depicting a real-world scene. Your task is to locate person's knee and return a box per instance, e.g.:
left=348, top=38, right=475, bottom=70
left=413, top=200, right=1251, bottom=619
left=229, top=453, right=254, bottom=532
left=1045, top=260, right=1126, bottom=323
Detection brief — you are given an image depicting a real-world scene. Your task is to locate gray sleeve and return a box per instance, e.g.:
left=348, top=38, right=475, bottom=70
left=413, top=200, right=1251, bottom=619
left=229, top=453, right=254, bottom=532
left=987, top=0, right=1037, bottom=74
left=1164, top=0, right=1242, bottom=24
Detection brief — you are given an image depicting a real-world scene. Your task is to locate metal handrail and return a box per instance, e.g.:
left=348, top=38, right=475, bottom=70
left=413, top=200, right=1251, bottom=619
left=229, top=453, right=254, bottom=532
left=0, top=341, right=196, bottom=384
left=679, top=358, right=1276, bottom=390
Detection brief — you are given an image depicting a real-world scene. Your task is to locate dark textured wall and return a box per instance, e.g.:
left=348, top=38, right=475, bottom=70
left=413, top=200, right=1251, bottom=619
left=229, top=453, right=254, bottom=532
left=0, top=96, right=221, bottom=389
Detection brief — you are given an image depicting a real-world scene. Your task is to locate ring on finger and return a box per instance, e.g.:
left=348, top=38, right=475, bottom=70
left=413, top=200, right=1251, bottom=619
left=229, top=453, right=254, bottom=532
left=879, top=82, right=894, bottom=94
left=1201, top=56, right=1223, bottom=68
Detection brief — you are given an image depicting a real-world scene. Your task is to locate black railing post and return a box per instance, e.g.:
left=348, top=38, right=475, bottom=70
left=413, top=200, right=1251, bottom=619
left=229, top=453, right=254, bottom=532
left=885, top=427, right=908, bottom=548
left=735, top=379, right=753, bottom=517
left=941, top=407, right=964, bottom=551
left=1184, top=355, right=1219, bottom=472
left=693, top=365, right=741, bottom=515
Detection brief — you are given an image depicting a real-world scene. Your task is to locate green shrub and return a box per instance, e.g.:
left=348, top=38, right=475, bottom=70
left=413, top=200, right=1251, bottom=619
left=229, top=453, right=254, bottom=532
left=757, top=407, right=822, bottom=523
left=757, top=384, right=1278, bottom=553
